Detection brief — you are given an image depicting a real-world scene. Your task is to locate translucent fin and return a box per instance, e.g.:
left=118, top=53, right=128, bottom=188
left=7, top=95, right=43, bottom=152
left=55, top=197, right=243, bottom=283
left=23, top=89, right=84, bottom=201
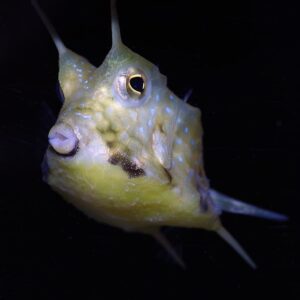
left=183, top=89, right=193, bottom=103
left=110, top=0, right=122, bottom=47
left=165, top=96, right=181, bottom=169
left=153, top=95, right=180, bottom=170
left=217, top=226, right=257, bottom=269
left=32, top=0, right=66, bottom=55
left=152, top=231, right=186, bottom=269
left=210, top=189, right=288, bottom=221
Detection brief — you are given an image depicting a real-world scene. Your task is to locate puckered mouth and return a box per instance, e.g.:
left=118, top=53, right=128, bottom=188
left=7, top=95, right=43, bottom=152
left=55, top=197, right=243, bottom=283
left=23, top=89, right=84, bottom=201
left=48, top=123, right=79, bottom=157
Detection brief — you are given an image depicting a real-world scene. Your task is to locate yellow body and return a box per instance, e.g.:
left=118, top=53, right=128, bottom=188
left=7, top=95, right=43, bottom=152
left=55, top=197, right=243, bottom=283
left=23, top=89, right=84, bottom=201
left=35, top=0, right=286, bottom=268
left=45, top=45, right=221, bottom=234
left=47, top=153, right=220, bottom=232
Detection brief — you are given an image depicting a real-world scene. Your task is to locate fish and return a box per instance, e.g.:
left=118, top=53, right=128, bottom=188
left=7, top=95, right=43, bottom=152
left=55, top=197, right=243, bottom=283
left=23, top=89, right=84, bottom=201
left=33, top=0, right=288, bottom=268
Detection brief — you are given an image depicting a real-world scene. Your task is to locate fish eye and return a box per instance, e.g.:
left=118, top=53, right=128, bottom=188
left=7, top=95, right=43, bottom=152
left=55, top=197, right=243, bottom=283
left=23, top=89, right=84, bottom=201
left=127, top=74, right=145, bottom=97
left=114, top=68, right=151, bottom=108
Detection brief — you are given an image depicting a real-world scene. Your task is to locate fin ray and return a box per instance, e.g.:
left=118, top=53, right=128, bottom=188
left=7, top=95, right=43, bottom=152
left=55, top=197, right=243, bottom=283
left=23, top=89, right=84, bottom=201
left=217, top=226, right=256, bottom=269
left=152, top=231, right=186, bottom=269
left=183, top=89, right=193, bottom=103
left=210, top=189, right=288, bottom=221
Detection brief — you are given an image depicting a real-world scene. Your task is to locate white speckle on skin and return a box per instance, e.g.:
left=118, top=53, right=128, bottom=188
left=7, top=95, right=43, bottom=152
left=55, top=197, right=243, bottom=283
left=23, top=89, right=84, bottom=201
left=165, top=106, right=172, bottom=115
left=150, top=108, right=156, bottom=116
left=190, top=139, right=196, bottom=146
left=145, top=215, right=164, bottom=222
left=119, top=132, right=129, bottom=142
left=129, top=110, right=137, bottom=121
left=106, top=106, right=114, bottom=117
left=100, top=86, right=107, bottom=94
left=169, top=94, right=174, bottom=100
left=177, top=155, right=184, bottom=163
left=155, top=94, right=160, bottom=102
left=138, top=126, right=145, bottom=134
left=147, top=119, right=153, bottom=127
left=172, top=187, right=181, bottom=195
left=184, top=127, right=189, bottom=134
left=175, top=138, right=183, bottom=145
left=75, top=112, right=92, bottom=119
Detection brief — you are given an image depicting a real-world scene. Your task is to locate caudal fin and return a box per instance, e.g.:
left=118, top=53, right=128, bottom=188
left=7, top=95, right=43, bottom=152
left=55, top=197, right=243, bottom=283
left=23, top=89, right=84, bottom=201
left=210, top=189, right=288, bottom=221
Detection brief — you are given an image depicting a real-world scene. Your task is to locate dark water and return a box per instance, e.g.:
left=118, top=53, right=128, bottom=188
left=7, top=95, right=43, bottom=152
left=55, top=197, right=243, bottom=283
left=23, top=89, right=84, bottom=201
left=0, top=0, right=299, bottom=299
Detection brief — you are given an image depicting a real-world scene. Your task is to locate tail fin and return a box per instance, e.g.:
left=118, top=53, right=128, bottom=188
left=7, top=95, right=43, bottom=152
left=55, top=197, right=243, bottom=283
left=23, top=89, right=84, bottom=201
left=217, top=226, right=256, bottom=269
left=210, top=189, right=288, bottom=221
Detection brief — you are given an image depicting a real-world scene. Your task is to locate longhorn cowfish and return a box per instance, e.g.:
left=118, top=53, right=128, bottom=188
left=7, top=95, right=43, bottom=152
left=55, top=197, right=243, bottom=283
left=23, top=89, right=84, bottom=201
left=33, top=0, right=287, bottom=268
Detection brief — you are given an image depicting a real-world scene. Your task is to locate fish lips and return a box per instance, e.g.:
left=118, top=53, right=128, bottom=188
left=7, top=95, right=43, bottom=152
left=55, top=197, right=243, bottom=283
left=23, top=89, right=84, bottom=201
left=48, top=123, right=79, bottom=157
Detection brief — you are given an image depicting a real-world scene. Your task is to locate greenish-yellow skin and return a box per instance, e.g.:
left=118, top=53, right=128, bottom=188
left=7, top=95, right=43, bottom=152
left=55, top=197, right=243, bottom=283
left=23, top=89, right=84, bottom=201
left=45, top=43, right=221, bottom=235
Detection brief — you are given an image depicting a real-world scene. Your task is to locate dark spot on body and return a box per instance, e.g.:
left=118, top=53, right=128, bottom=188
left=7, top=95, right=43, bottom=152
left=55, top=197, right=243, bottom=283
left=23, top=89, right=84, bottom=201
left=108, top=152, right=145, bottom=178
left=109, top=153, right=121, bottom=165
left=106, top=141, right=115, bottom=149
left=197, top=176, right=211, bottom=213
left=200, top=197, right=209, bottom=212
left=158, top=123, right=165, bottom=133
left=96, top=125, right=118, bottom=135
left=163, top=167, right=172, bottom=183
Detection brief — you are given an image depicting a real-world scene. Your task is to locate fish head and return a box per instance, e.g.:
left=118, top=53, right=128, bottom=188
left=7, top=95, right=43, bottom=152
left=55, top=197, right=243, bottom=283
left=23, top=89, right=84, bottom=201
left=49, top=41, right=175, bottom=179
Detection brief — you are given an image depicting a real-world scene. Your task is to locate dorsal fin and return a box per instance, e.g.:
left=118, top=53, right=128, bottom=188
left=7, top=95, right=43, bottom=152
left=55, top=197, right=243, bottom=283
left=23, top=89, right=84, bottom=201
left=32, top=0, right=66, bottom=55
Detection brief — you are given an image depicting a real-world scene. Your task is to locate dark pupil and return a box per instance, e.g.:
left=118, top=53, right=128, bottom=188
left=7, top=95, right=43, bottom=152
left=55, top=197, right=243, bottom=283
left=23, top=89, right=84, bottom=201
left=129, top=77, right=144, bottom=93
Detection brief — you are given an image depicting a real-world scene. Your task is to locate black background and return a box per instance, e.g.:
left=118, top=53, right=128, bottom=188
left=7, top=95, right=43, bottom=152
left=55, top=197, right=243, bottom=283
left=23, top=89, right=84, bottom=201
left=0, top=0, right=299, bottom=299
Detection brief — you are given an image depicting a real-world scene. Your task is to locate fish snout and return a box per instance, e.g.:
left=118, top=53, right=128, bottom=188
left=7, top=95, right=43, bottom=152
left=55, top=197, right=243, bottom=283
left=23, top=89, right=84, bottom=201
left=48, top=123, right=79, bottom=155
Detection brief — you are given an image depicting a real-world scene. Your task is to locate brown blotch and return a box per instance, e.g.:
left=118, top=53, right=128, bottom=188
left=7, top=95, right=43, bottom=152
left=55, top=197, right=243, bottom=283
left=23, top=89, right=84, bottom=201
left=108, top=153, right=145, bottom=178
left=106, top=141, right=115, bottom=149
left=158, top=123, right=165, bottom=133
left=200, top=197, right=209, bottom=212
